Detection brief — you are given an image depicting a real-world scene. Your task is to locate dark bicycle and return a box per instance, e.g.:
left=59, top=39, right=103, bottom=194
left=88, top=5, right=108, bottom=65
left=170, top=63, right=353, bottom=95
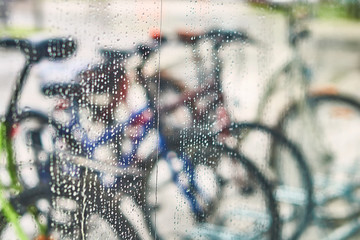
left=99, top=29, right=313, bottom=240
left=0, top=36, right=280, bottom=240
left=0, top=37, right=137, bottom=240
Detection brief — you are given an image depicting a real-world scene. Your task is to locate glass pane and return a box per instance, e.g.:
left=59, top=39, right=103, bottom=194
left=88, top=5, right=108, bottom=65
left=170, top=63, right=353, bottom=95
left=0, top=0, right=359, bottom=239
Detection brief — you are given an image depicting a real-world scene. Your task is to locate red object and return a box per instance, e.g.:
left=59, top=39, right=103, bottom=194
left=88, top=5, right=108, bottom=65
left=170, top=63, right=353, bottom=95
left=216, top=106, right=231, bottom=132
left=150, top=29, right=162, bottom=40
left=55, top=99, right=70, bottom=111
left=34, top=235, right=54, bottom=240
left=133, top=109, right=153, bottom=125
left=177, top=29, right=204, bottom=44
left=9, top=124, right=19, bottom=139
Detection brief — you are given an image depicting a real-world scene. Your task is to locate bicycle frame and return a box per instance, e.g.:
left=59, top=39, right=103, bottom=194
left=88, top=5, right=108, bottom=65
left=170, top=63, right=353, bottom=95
left=255, top=5, right=313, bottom=122
left=251, top=4, right=360, bottom=239
left=0, top=53, right=216, bottom=238
left=0, top=37, right=76, bottom=240
left=53, top=89, right=218, bottom=219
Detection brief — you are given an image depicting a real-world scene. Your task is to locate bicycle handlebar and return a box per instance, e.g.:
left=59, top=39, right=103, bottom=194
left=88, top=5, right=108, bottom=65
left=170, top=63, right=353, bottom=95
left=38, top=38, right=77, bottom=61
left=178, top=29, right=257, bottom=47
left=99, top=29, right=256, bottom=66
left=41, top=83, right=82, bottom=98
left=100, top=37, right=166, bottom=62
left=0, top=38, right=28, bottom=48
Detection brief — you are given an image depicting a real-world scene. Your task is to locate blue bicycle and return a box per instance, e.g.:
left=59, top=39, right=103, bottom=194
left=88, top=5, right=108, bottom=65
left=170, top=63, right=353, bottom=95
left=0, top=37, right=138, bottom=240
left=0, top=35, right=284, bottom=240
left=39, top=41, right=281, bottom=239
left=37, top=30, right=312, bottom=240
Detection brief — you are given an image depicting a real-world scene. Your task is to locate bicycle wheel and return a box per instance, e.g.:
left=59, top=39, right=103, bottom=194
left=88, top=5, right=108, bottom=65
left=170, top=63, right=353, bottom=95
left=50, top=165, right=141, bottom=240
left=144, top=144, right=281, bottom=240
left=7, top=109, right=82, bottom=189
left=0, top=184, right=52, bottom=240
left=274, top=93, right=360, bottom=236
left=5, top=110, right=54, bottom=189
left=2, top=110, right=141, bottom=239
left=0, top=169, right=140, bottom=240
left=147, top=75, right=192, bottom=144
left=222, top=122, right=313, bottom=240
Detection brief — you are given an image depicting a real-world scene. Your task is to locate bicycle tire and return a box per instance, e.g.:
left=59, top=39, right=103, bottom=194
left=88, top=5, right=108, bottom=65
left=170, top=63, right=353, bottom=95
left=5, top=110, right=54, bottom=189
left=274, top=93, right=360, bottom=237
left=143, top=144, right=281, bottom=240
left=51, top=169, right=141, bottom=240
left=223, top=122, right=314, bottom=240
left=0, top=170, right=141, bottom=240
left=275, top=93, right=360, bottom=173
left=8, top=109, right=85, bottom=188
left=2, top=110, right=141, bottom=239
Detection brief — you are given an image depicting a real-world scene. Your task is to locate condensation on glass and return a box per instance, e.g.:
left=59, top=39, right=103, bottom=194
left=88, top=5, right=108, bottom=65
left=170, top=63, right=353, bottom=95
left=0, top=0, right=359, bottom=239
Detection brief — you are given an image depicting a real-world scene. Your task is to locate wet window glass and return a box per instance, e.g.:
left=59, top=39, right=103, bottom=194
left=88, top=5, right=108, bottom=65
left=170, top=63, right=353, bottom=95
left=0, top=0, right=360, bottom=239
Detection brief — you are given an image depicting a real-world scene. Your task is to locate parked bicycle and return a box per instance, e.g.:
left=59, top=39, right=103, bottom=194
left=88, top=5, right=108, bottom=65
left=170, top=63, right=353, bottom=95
left=0, top=37, right=140, bottom=240
left=250, top=1, right=360, bottom=239
left=0, top=36, right=282, bottom=240
left=98, top=29, right=313, bottom=240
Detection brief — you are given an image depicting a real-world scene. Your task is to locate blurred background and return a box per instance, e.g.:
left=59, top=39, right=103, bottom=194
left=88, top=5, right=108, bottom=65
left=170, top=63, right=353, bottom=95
left=0, top=0, right=360, bottom=120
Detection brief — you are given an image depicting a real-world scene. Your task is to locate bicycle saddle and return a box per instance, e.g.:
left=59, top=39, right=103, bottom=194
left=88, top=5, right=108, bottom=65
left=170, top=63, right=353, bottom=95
left=99, top=49, right=132, bottom=61
left=177, top=30, right=205, bottom=44
left=0, top=37, right=76, bottom=62
left=206, top=29, right=254, bottom=44
left=41, top=82, right=82, bottom=98
left=100, top=41, right=161, bottom=61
